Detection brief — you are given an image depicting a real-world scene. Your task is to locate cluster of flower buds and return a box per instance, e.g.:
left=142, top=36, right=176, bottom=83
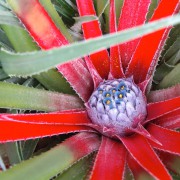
left=86, top=78, right=147, bottom=136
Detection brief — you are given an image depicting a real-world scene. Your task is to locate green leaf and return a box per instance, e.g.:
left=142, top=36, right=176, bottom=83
left=54, top=0, right=77, bottom=15
left=95, top=0, right=109, bottom=33
left=146, top=0, right=159, bottom=21
left=34, top=69, right=75, bottom=94
left=63, top=0, right=77, bottom=11
left=74, top=15, right=98, bottom=23
left=154, top=37, right=180, bottom=82
left=0, top=82, right=83, bottom=111
left=55, top=154, right=93, bottom=180
left=4, top=76, right=26, bottom=84
left=1, top=14, right=180, bottom=76
left=4, top=142, right=22, bottom=165
left=19, top=139, right=39, bottom=160
left=95, top=0, right=109, bottom=18
left=157, top=63, right=180, bottom=89
left=0, top=1, right=10, bottom=10
left=2, top=24, right=74, bottom=93
left=0, top=29, right=13, bottom=51
left=1, top=25, right=38, bottom=52
left=0, top=68, right=8, bottom=80
left=53, top=1, right=75, bottom=26
left=162, top=24, right=180, bottom=57
left=163, top=36, right=180, bottom=61
left=154, top=51, right=179, bottom=82
left=39, top=0, right=74, bottom=43
left=22, top=78, right=39, bottom=87
left=0, top=133, right=99, bottom=180
left=0, top=156, right=6, bottom=171
left=0, top=10, right=22, bottom=27
left=0, top=143, right=74, bottom=180
left=115, top=0, right=124, bottom=23
left=71, top=15, right=98, bottom=33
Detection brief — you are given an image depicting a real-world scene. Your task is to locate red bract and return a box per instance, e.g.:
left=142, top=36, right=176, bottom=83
left=1, top=0, right=180, bottom=179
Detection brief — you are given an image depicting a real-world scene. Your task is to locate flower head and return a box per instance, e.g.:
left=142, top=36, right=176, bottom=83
left=86, top=78, right=147, bottom=137
left=0, top=0, right=180, bottom=179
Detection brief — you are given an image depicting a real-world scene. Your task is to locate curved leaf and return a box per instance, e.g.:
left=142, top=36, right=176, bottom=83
left=0, top=133, right=100, bottom=180
left=1, top=14, right=180, bottom=76
left=157, top=63, right=180, bottom=89
left=154, top=37, right=180, bottom=82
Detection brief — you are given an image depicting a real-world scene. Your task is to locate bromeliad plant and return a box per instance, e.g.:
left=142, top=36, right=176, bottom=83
left=0, top=0, right=180, bottom=179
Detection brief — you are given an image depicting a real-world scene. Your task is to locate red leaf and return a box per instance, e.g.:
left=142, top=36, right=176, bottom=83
left=66, top=132, right=100, bottom=159
left=130, top=124, right=162, bottom=145
left=90, top=137, right=126, bottom=180
left=11, top=0, right=68, bottom=49
left=109, top=0, right=124, bottom=79
left=148, top=124, right=180, bottom=155
left=148, top=84, right=180, bottom=103
left=76, top=0, right=110, bottom=79
left=85, top=56, right=102, bottom=89
left=10, top=0, right=94, bottom=101
left=0, top=121, right=92, bottom=142
left=118, top=0, right=151, bottom=69
left=126, top=0, right=180, bottom=83
left=146, top=96, right=180, bottom=122
left=120, top=134, right=171, bottom=180
left=0, top=110, right=91, bottom=125
left=156, top=109, right=180, bottom=130
left=127, top=154, right=154, bottom=180
left=159, top=151, right=180, bottom=175
left=58, top=59, right=94, bottom=102
left=138, top=78, right=151, bottom=94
